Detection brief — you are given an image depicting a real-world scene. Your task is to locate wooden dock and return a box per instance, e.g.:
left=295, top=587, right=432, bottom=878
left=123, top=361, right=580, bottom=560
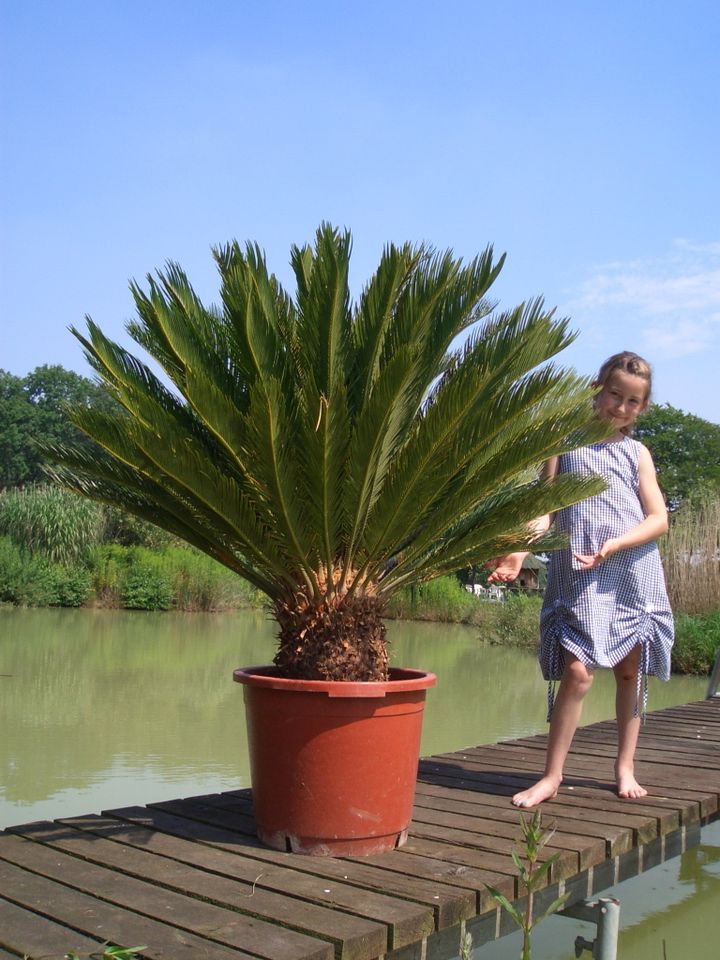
left=2, top=697, right=719, bottom=960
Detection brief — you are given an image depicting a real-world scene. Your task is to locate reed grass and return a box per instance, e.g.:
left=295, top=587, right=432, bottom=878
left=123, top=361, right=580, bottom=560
left=661, top=492, right=720, bottom=616
left=0, top=484, right=104, bottom=563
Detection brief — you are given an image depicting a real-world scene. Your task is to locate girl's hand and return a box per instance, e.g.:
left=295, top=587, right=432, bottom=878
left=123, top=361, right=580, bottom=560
left=574, top=539, right=619, bottom=569
left=486, top=553, right=526, bottom=583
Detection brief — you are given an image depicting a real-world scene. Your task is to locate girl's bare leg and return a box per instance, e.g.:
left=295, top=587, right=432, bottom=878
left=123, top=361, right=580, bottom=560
left=613, top=646, right=647, bottom=799
left=512, top=654, right=593, bottom=807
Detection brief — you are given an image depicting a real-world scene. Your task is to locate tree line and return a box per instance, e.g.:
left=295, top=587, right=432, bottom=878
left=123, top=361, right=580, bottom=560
left=1, top=365, right=117, bottom=488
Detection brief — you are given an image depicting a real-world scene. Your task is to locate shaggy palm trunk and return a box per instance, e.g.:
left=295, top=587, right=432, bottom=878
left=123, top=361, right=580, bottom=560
left=273, top=594, right=389, bottom=681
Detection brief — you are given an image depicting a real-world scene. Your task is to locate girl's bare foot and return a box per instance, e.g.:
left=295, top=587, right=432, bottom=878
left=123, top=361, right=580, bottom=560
left=511, top=775, right=562, bottom=808
left=616, top=765, right=647, bottom=799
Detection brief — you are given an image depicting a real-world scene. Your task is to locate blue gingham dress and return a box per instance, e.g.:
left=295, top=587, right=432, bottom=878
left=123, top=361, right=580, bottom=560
left=540, top=437, right=674, bottom=715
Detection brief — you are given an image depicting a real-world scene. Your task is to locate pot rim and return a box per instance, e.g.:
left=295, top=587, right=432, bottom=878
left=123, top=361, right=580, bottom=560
left=233, top=665, right=437, bottom=698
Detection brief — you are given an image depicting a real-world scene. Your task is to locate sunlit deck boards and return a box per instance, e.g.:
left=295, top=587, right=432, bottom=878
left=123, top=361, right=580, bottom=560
left=1, top=698, right=719, bottom=960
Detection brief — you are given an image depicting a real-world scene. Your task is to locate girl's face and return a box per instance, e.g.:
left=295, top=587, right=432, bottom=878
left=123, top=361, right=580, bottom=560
left=594, top=370, right=649, bottom=431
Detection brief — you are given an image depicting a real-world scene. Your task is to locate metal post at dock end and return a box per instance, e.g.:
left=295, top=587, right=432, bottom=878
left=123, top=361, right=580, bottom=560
left=559, top=896, right=620, bottom=960
left=707, top=647, right=720, bottom=699
left=594, top=899, right=621, bottom=960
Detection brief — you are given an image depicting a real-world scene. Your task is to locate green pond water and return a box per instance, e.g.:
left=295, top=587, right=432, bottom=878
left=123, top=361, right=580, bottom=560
left=0, top=606, right=717, bottom=958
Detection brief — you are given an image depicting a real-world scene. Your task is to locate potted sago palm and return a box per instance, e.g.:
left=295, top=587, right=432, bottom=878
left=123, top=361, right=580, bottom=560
left=49, top=224, right=606, bottom=855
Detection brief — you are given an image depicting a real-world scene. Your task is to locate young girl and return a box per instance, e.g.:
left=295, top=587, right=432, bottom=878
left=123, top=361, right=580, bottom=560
left=489, top=351, right=674, bottom=807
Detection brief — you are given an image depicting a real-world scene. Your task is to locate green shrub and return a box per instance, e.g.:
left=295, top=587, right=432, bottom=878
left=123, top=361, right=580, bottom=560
left=386, top=576, right=542, bottom=647
left=89, top=543, right=127, bottom=605
left=164, top=546, right=259, bottom=610
left=46, top=563, right=93, bottom=607
left=0, top=536, right=92, bottom=607
left=386, top=575, right=479, bottom=622
left=101, top=504, right=177, bottom=549
left=0, top=537, right=40, bottom=604
left=88, top=544, right=259, bottom=611
left=121, top=558, right=174, bottom=610
left=672, top=612, right=720, bottom=675
left=482, top=593, right=541, bottom=647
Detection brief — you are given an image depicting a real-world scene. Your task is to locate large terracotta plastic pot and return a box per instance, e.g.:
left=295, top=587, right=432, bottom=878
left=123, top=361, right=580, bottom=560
left=233, top=666, right=437, bottom=856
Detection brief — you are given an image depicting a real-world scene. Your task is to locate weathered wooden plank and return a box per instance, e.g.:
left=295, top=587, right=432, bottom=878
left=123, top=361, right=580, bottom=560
left=406, top=815, right=581, bottom=877
left=450, top=744, right=720, bottom=808
left=6, top=821, right=388, bottom=960
left=635, top=726, right=720, bottom=746
left=570, top=725, right=720, bottom=753
left=353, top=847, right=512, bottom=914
left=414, top=778, right=672, bottom=839
left=420, top=750, right=719, bottom=817
left=572, top=732, right=720, bottom=767
left=650, top=703, right=720, bottom=722
left=109, top=802, right=476, bottom=930
left=394, top=834, right=558, bottom=892
left=416, top=759, right=704, bottom=830
left=0, top=834, right=333, bottom=960
left=210, top=782, right=620, bottom=862
left=578, top=717, right=720, bottom=741
left=412, top=789, right=636, bottom=854
left=0, top=896, right=105, bottom=958
left=581, top=726, right=720, bottom=746
left=408, top=805, right=605, bottom=872
left=439, top=741, right=720, bottom=791
left=472, top=738, right=720, bottom=786
left=46, top=814, right=434, bottom=953
left=489, top=732, right=720, bottom=767
left=655, top=710, right=720, bottom=723
left=406, top=831, right=537, bottom=882
left=0, top=860, right=257, bottom=960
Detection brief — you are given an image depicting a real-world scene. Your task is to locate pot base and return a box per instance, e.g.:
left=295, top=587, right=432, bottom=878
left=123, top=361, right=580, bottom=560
left=259, top=826, right=409, bottom=857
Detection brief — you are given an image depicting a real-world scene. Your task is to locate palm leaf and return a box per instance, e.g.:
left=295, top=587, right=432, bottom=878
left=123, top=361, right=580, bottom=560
left=290, top=226, right=352, bottom=581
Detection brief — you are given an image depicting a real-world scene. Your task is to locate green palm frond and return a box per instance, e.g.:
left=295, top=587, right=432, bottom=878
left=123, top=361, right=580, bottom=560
left=49, top=224, right=609, bottom=666
left=358, top=304, right=603, bottom=571
left=349, top=242, right=421, bottom=409
left=291, top=227, right=352, bottom=577
left=44, top=451, right=280, bottom=594
left=379, top=471, right=605, bottom=591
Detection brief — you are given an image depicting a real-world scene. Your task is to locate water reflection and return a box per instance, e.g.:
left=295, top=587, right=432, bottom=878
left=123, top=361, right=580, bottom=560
left=0, top=608, right=274, bottom=824
left=0, top=608, right=708, bottom=828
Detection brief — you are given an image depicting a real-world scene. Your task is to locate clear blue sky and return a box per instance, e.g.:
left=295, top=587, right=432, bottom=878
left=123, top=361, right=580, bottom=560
left=2, top=0, right=718, bottom=422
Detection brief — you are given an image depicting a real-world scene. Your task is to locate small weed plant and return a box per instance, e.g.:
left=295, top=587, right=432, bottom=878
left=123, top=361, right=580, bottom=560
left=69, top=947, right=145, bottom=960
left=23, top=944, right=145, bottom=960
left=486, top=809, right=568, bottom=960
